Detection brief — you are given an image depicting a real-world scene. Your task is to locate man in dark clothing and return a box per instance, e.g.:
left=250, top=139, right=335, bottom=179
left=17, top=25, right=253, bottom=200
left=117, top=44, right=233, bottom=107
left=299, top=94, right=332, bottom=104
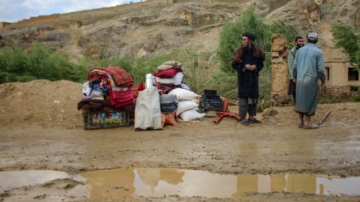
left=231, top=32, right=265, bottom=126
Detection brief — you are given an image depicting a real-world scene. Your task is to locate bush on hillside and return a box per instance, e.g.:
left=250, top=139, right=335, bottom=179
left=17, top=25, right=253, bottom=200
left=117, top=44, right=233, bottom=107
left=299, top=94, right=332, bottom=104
left=0, top=44, right=88, bottom=84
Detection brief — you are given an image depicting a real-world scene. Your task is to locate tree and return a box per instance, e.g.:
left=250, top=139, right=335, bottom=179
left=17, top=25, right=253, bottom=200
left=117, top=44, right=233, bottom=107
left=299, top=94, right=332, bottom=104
left=217, top=8, right=272, bottom=74
left=331, top=24, right=360, bottom=70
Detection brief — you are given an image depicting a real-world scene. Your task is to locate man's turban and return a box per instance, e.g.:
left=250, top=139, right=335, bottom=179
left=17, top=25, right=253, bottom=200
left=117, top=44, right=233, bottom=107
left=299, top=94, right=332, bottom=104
left=242, top=32, right=256, bottom=41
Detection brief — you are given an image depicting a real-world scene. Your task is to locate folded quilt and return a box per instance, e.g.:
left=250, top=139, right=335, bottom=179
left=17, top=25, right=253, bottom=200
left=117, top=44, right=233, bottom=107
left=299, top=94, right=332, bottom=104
left=88, top=67, right=134, bottom=87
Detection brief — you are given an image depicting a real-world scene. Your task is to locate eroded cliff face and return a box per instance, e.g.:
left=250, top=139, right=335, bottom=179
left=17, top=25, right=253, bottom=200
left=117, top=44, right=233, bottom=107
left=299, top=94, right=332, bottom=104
left=0, top=0, right=358, bottom=61
left=0, top=2, right=247, bottom=61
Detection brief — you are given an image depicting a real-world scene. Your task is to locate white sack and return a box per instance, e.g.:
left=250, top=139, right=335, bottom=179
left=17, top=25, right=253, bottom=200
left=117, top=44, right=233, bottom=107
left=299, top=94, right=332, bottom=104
left=179, top=108, right=206, bottom=122
left=176, top=100, right=198, bottom=116
left=168, top=88, right=199, bottom=101
left=135, top=86, right=163, bottom=130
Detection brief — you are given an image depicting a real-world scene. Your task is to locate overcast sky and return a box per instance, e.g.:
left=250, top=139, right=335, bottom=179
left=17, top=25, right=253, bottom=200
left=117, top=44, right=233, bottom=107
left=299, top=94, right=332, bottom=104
left=0, top=0, right=142, bottom=22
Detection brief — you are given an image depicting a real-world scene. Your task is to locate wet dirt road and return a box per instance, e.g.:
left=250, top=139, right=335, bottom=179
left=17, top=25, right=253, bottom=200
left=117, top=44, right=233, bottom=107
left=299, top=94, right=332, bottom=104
left=1, top=104, right=360, bottom=201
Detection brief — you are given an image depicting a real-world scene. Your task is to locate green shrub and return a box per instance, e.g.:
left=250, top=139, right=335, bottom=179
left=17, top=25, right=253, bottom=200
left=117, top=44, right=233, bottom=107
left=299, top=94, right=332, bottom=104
left=0, top=43, right=89, bottom=84
left=348, top=96, right=360, bottom=102
left=318, top=97, right=343, bottom=104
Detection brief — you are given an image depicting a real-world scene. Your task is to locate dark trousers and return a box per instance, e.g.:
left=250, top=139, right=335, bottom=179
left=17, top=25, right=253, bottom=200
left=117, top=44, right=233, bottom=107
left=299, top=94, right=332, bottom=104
left=238, top=97, right=257, bottom=119
left=288, top=79, right=296, bottom=104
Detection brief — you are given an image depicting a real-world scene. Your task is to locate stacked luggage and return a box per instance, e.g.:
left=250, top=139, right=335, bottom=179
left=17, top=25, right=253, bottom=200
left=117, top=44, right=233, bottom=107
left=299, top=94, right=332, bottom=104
left=77, top=67, right=134, bottom=129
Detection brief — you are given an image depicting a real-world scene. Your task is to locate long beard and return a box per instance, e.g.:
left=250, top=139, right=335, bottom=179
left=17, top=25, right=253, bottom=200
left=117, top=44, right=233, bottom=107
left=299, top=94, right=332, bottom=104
left=242, top=44, right=252, bottom=50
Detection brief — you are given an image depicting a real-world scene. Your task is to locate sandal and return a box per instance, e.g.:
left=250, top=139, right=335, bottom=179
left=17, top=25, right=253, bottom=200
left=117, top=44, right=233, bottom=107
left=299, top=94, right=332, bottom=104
left=248, top=118, right=262, bottom=124
left=240, top=119, right=249, bottom=126
left=298, top=123, right=304, bottom=128
left=303, top=123, right=319, bottom=129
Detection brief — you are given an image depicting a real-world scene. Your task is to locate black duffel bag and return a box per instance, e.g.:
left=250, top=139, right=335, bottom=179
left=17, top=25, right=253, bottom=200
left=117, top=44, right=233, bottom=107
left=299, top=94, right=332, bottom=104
left=160, top=94, right=178, bottom=113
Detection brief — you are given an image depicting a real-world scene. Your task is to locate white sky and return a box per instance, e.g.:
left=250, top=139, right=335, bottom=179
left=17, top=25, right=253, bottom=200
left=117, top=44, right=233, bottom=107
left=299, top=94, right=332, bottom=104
left=0, top=0, right=142, bottom=22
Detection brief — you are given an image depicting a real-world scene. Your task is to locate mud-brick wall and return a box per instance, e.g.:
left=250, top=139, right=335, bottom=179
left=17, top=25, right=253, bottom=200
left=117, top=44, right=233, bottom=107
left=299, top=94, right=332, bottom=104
left=323, top=47, right=360, bottom=87
left=322, top=86, right=360, bottom=97
left=325, top=61, right=360, bottom=87
left=270, top=34, right=289, bottom=100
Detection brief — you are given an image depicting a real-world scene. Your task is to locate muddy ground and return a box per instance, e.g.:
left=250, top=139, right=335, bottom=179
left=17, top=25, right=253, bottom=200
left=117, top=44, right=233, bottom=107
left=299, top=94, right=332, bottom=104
left=0, top=80, right=360, bottom=201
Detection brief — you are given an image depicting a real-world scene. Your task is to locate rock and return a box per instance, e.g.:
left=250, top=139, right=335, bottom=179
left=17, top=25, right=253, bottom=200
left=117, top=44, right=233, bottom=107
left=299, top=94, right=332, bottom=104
left=314, top=0, right=323, bottom=5
left=111, top=24, right=138, bottom=36
left=271, top=52, right=280, bottom=58
left=205, top=110, right=218, bottom=117
left=272, top=57, right=284, bottom=63
left=261, top=108, right=278, bottom=117
left=68, top=21, right=82, bottom=29
left=273, top=94, right=292, bottom=104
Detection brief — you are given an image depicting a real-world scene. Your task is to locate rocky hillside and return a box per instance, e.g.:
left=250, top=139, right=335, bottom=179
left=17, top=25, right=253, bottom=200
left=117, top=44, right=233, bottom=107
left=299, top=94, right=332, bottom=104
left=0, top=0, right=359, bottom=62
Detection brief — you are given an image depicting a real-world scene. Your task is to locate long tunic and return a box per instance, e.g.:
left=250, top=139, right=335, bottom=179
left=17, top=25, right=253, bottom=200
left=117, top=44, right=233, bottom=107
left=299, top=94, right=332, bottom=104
left=288, top=46, right=298, bottom=80
left=234, top=46, right=264, bottom=98
left=293, top=43, right=325, bottom=116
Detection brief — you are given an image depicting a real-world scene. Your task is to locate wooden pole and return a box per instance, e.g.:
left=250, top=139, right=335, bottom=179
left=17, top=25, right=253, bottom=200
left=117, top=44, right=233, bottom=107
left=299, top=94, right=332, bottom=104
left=318, top=111, right=331, bottom=125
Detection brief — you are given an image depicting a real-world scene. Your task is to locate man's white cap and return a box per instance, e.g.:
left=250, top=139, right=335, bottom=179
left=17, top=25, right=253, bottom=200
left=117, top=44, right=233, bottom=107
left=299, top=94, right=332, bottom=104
left=307, top=32, right=318, bottom=40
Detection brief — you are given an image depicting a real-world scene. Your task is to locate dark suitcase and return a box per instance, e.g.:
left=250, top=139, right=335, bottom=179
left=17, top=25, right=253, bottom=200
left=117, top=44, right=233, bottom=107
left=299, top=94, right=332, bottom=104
left=198, top=89, right=222, bottom=112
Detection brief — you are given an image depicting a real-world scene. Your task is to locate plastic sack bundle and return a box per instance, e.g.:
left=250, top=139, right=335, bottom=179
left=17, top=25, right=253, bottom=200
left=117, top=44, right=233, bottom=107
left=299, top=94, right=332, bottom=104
left=134, top=86, right=163, bottom=130
left=160, top=94, right=178, bottom=113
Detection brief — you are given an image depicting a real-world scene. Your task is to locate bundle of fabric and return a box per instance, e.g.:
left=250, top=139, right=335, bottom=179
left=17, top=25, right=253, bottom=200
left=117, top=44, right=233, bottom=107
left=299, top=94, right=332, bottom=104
left=84, top=67, right=134, bottom=108
left=77, top=99, right=134, bottom=114
left=154, top=61, right=189, bottom=94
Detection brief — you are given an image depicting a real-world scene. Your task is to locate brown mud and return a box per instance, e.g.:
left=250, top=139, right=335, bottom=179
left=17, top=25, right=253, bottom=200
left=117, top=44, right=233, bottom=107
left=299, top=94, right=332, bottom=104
left=0, top=80, right=360, bottom=201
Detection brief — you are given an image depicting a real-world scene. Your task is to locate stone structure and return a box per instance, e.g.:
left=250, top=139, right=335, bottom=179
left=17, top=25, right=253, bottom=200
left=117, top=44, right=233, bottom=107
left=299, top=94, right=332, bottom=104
left=270, top=34, right=291, bottom=106
left=0, top=22, right=11, bottom=29
left=323, top=48, right=360, bottom=96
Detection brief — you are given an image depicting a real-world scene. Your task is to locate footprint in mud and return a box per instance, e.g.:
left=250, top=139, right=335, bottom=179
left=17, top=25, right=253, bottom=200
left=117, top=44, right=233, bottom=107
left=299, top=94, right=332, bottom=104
left=110, top=186, right=129, bottom=191
left=34, top=194, right=46, bottom=200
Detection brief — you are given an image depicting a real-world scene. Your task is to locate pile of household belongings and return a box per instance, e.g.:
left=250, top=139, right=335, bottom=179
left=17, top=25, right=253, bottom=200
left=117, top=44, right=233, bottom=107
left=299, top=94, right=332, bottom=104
left=154, top=61, right=206, bottom=126
left=77, top=67, right=135, bottom=129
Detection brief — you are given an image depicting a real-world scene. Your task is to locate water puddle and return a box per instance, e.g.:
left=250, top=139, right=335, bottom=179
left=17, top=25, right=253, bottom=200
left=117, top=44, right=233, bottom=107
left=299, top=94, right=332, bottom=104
left=1, top=169, right=360, bottom=199
left=0, top=170, right=70, bottom=191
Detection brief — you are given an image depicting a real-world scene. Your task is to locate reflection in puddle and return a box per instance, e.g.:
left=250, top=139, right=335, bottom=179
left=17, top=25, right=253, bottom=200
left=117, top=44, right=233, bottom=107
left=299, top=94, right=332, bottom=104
left=1, top=169, right=360, bottom=199
left=0, top=170, right=70, bottom=191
